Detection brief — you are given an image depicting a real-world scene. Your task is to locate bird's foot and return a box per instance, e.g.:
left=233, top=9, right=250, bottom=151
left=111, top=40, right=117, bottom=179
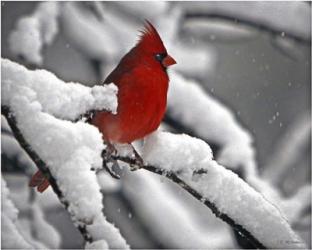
left=101, top=143, right=145, bottom=175
left=101, top=143, right=121, bottom=179
left=129, top=144, right=144, bottom=171
left=103, top=160, right=121, bottom=179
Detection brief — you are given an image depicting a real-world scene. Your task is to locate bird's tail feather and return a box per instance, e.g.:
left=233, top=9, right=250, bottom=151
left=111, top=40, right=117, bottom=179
left=29, top=170, right=50, bottom=193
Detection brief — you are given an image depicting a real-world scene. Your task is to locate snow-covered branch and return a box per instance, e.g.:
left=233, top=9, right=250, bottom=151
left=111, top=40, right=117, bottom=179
left=2, top=58, right=128, bottom=249
left=1, top=177, right=34, bottom=249
left=2, top=116, right=37, bottom=174
left=2, top=58, right=117, bottom=121
left=167, top=71, right=257, bottom=178
left=180, top=1, right=311, bottom=44
left=2, top=57, right=306, bottom=249
left=8, top=2, right=60, bottom=66
left=59, top=2, right=215, bottom=80
left=110, top=131, right=305, bottom=249
left=4, top=2, right=309, bottom=248
left=60, top=2, right=121, bottom=62
left=121, top=170, right=235, bottom=248
left=166, top=72, right=311, bottom=243
left=263, top=112, right=311, bottom=186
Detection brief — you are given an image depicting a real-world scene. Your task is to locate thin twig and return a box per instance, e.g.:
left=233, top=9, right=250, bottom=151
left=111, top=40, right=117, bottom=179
left=1, top=105, right=92, bottom=243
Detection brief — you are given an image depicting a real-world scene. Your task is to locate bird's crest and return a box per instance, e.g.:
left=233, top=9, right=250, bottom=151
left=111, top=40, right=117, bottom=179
left=136, top=20, right=167, bottom=54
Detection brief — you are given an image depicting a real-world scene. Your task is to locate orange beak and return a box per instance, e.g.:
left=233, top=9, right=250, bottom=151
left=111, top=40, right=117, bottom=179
left=162, top=55, right=176, bottom=68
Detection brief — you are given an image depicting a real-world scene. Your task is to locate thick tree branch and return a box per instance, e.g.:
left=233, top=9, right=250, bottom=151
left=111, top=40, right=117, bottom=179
left=1, top=105, right=92, bottom=244
left=111, top=154, right=266, bottom=249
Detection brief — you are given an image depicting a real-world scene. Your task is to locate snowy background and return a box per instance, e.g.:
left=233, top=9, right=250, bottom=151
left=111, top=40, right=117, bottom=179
left=1, top=1, right=311, bottom=249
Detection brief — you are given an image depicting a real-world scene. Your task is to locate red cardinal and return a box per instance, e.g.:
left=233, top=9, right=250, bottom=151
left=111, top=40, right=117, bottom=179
left=30, top=21, right=176, bottom=192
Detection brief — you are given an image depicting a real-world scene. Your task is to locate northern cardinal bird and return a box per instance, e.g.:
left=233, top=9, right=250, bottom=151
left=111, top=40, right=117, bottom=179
left=30, top=21, right=176, bottom=192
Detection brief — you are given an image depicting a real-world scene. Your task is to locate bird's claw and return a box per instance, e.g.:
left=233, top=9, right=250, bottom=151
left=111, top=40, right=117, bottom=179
left=101, top=144, right=121, bottom=179
left=103, top=161, right=121, bottom=179
left=130, top=163, right=141, bottom=171
left=129, top=145, right=144, bottom=171
left=101, top=143, right=145, bottom=175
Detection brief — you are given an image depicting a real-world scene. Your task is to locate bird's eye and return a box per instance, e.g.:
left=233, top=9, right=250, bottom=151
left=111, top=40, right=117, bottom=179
left=155, top=53, right=166, bottom=62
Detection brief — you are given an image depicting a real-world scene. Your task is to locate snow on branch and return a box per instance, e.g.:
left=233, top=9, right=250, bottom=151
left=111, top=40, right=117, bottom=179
left=2, top=116, right=37, bottom=174
left=135, top=131, right=305, bottom=249
left=2, top=58, right=128, bottom=249
left=2, top=58, right=305, bottom=249
left=167, top=71, right=257, bottom=177
left=60, top=2, right=215, bottom=79
left=60, top=2, right=121, bottom=62
left=181, top=1, right=310, bottom=44
left=1, top=177, right=34, bottom=249
left=2, top=58, right=117, bottom=121
left=29, top=202, right=62, bottom=248
left=8, top=2, right=60, bottom=65
left=104, top=132, right=306, bottom=249
left=122, top=170, right=235, bottom=248
left=166, top=71, right=310, bottom=238
left=263, top=112, right=311, bottom=186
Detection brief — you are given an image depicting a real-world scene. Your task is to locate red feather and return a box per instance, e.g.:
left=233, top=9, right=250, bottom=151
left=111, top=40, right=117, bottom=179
left=136, top=20, right=167, bottom=54
left=91, top=21, right=176, bottom=143
left=29, top=170, right=50, bottom=193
